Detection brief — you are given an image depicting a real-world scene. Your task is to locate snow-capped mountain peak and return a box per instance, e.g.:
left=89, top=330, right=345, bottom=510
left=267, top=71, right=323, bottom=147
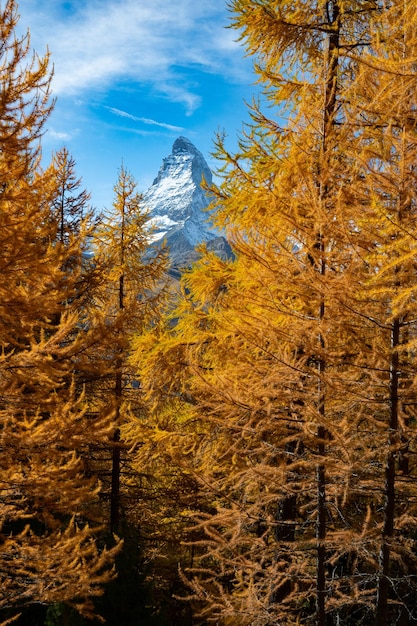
left=143, top=136, right=218, bottom=251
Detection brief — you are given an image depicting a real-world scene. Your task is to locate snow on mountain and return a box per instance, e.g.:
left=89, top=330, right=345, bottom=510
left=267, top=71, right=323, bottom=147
left=142, top=137, right=228, bottom=266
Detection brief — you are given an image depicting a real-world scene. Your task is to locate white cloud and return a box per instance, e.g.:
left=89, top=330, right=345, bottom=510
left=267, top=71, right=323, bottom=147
left=18, top=0, right=248, bottom=113
left=47, top=129, right=75, bottom=142
left=106, top=106, right=185, bottom=132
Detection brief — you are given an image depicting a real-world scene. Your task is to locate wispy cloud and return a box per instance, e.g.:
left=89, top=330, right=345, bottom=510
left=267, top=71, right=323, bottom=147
left=18, top=0, right=248, bottom=114
left=106, top=107, right=185, bottom=132
left=47, top=129, right=75, bottom=142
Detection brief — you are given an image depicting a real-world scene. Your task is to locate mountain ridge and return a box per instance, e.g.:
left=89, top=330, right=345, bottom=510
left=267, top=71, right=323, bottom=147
left=142, top=136, right=232, bottom=268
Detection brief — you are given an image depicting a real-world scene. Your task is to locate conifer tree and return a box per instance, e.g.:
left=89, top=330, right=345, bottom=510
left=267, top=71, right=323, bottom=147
left=87, top=165, right=168, bottom=534
left=50, top=147, right=92, bottom=246
left=45, top=147, right=103, bottom=328
left=0, top=1, right=118, bottom=620
left=338, top=5, right=417, bottom=623
left=129, top=1, right=417, bottom=625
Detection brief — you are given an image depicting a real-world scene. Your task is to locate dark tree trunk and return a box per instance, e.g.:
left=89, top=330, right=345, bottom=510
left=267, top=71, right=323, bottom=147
left=315, top=4, right=340, bottom=624
left=375, top=318, right=400, bottom=626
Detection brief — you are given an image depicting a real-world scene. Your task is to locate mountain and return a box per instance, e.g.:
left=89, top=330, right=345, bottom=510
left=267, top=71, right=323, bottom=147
left=142, top=136, right=231, bottom=268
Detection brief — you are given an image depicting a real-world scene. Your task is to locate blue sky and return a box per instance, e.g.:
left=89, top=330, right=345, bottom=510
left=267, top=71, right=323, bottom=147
left=17, top=0, right=259, bottom=212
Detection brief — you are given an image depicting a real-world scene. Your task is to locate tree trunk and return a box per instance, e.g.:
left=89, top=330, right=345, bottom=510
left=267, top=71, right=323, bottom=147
left=375, top=318, right=400, bottom=625
left=110, top=425, right=121, bottom=534
left=315, top=4, right=340, bottom=623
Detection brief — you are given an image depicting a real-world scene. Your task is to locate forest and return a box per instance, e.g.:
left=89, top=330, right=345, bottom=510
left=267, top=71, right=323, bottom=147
left=1, top=0, right=417, bottom=625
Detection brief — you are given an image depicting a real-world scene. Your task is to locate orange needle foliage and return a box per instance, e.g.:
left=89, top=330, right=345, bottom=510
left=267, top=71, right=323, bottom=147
left=127, top=2, right=417, bottom=625
left=0, top=1, right=119, bottom=621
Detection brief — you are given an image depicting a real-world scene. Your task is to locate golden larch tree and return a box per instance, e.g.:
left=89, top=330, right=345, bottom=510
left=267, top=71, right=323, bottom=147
left=86, top=165, right=168, bottom=535
left=127, top=1, right=417, bottom=625
left=0, top=1, right=119, bottom=621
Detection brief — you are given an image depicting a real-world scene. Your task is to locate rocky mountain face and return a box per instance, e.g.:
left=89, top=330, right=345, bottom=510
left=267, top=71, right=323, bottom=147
left=142, top=136, right=232, bottom=269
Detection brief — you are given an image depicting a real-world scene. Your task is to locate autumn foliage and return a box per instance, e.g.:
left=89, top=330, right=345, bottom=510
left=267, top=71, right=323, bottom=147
left=126, top=1, right=417, bottom=625
left=0, top=1, right=119, bottom=621
left=4, top=1, right=417, bottom=625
